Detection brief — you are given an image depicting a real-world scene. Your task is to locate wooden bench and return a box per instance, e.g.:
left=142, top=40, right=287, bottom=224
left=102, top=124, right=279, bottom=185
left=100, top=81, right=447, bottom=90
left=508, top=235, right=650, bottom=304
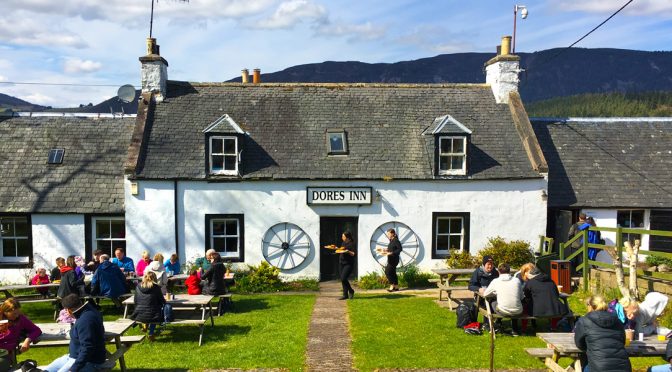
left=34, top=335, right=143, bottom=372
left=437, top=284, right=469, bottom=310
left=142, top=319, right=208, bottom=346
left=217, top=293, right=233, bottom=315
left=525, top=347, right=554, bottom=359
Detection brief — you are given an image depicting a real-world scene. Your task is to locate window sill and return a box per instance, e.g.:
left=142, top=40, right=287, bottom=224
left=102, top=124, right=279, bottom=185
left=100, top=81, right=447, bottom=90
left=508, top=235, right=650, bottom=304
left=0, top=262, right=33, bottom=269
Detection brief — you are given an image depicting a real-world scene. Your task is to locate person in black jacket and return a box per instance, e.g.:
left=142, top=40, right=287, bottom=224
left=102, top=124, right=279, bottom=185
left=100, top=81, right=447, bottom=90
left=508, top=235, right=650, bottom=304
left=43, top=294, right=106, bottom=372
left=648, top=338, right=671, bottom=371
left=201, top=252, right=226, bottom=296
left=379, top=228, right=402, bottom=292
left=57, top=259, right=85, bottom=299
left=575, top=295, right=632, bottom=372
left=523, top=267, right=568, bottom=330
left=131, top=271, right=166, bottom=341
left=468, top=255, right=500, bottom=295
left=338, top=231, right=356, bottom=300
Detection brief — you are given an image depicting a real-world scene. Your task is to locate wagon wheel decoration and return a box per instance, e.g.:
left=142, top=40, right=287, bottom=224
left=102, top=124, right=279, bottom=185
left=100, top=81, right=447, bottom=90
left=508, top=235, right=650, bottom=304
left=369, top=221, right=420, bottom=268
left=262, top=222, right=312, bottom=271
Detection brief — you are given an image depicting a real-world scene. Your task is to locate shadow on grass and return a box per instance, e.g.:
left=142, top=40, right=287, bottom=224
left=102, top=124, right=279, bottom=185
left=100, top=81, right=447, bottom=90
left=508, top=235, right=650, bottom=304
left=126, top=369, right=189, bottom=372
left=354, top=294, right=414, bottom=300
left=157, top=324, right=252, bottom=344
left=230, top=298, right=269, bottom=313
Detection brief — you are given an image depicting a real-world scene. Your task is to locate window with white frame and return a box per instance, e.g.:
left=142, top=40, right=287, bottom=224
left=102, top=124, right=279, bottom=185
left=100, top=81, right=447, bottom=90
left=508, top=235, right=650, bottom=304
left=209, top=136, right=238, bottom=175
left=438, top=136, right=466, bottom=175
left=206, top=214, right=244, bottom=261
left=0, top=216, right=31, bottom=264
left=432, top=212, right=469, bottom=258
left=92, top=217, right=126, bottom=258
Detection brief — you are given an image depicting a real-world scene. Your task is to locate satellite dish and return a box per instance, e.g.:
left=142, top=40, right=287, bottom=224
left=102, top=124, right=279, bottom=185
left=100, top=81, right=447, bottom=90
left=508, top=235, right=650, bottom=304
left=117, top=84, right=136, bottom=103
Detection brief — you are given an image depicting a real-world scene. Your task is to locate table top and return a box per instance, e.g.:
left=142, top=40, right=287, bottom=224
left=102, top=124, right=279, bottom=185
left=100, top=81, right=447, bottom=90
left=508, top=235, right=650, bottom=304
left=431, top=268, right=475, bottom=276
left=123, top=293, right=214, bottom=306
left=34, top=319, right=135, bottom=342
left=0, top=283, right=60, bottom=291
left=538, top=332, right=668, bottom=355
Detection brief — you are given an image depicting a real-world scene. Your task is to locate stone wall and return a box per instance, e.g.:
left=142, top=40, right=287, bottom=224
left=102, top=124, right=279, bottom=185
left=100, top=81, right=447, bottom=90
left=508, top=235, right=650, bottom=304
left=590, top=268, right=672, bottom=296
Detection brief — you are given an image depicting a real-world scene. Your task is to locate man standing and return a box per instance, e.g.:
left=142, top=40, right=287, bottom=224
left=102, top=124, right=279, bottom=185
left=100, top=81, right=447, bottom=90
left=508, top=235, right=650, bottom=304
left=112, top=248, right=135, bottom=273
left=567, top=212, right=587, bottom=271
left=43, top=294, right=106, bottom=372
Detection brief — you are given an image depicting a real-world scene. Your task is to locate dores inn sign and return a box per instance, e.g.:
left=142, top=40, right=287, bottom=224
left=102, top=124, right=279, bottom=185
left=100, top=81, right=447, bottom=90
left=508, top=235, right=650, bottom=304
left=306, top=187, right=373, bottom=205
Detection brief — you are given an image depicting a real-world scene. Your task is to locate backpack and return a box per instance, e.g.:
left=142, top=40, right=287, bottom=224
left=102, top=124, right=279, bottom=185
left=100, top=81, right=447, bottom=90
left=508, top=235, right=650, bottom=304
left=456, top=301, right=477, bottom=328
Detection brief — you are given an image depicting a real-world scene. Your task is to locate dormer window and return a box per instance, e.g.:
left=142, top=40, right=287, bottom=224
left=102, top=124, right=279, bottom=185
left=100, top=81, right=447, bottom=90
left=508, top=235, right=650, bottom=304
left=47, top=149, right=64, bottom=164
left=209, top=136, right=238, bottom=175
left=439, top=136, right=466, bottom=175
left=327, top=131, right=348, bottom=155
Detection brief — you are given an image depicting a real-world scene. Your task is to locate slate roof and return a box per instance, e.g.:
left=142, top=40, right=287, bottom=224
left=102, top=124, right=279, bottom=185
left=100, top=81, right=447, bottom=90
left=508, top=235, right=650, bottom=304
left=0, top=116, right=136, bottom=213
left=134, top=82, right=541, bottom=180
left=532, top=118, right=672, bottom=208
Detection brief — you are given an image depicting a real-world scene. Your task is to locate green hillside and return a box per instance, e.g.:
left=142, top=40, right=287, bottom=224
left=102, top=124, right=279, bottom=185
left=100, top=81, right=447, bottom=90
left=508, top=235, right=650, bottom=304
left=526, top=91, right=672, bottom=117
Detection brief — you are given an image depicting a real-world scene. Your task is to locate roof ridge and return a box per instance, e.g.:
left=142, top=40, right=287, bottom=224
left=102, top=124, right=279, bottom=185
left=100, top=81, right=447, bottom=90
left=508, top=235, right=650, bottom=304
left=167, top=80, right=490, bottom=89
left=531, top=117, right=672, bottom=123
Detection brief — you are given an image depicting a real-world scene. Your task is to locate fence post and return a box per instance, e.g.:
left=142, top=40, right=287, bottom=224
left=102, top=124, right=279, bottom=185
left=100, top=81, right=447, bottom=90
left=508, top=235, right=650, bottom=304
left=582, top=230, right=589, bottom=292
left=616, top=227, right=623, bottom=269
left=559, top=242, right=565, bottom=260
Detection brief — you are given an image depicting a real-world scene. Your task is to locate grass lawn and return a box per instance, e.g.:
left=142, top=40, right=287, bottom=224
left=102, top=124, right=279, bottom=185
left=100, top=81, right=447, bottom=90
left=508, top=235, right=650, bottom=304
left=19, top=294, right=315, bottom=371
left=348, top=294, right=665, bottom=372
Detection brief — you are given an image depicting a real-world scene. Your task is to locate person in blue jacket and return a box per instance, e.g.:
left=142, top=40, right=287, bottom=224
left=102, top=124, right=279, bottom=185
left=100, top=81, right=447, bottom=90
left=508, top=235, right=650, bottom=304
left=112, top=248, right=135, bottom=273
left=164, top=253, right=181, bottom=275
left=91, top=254, right=128, bottom=300
left=43, top=294, right=106, bottom=372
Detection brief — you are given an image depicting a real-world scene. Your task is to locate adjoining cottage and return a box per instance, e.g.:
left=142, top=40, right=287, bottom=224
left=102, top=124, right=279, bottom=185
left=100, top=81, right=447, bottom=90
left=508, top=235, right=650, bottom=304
left=533, top=117, right=672, bottom=257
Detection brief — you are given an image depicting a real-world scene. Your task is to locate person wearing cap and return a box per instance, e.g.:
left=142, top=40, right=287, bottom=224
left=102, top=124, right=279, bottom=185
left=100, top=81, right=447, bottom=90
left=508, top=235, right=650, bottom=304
left=130, top=271, right=166, bottom=341
left=469, top=255, right=499, bottom=295
left=43, top=294, right=106, bottom=372
left=90, top=254, right=128, bottom=301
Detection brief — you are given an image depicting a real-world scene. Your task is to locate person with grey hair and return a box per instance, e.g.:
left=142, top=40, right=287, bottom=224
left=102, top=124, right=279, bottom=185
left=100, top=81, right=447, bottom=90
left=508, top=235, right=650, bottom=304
left=195, top=249, right=216, bottom=274
left=99, top=254, right=110, bottom=263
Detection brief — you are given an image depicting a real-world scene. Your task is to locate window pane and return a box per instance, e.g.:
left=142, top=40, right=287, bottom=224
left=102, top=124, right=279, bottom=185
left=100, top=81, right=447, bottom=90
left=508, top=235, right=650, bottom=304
left=3, top=239, right=16, bottom=257
left=224, top=155, right=237, bottom=171
left=616, top=211, right=629, bottom=227
left=224, top=220, right=238, bottom=236
left=213, top=237, right=225, bottom=252
left=96, top=220, right=110, bottom=239
left=211, top=155, right=224, bottom=171
left=440, top=138, right=450, bottom=153
left=14, top=218, right=29, bottom=237
left=631, top=211, right=644, bottom=228
left=2, top=219, right=15, bottom=237
left=16, top=239, right=30, bottom=257
left=223, top=138, right=236, bottom=154
left=225, top=237, right=238, bottom=252
left=436, top=235, right=449, bottom=251
left=212, top=221, right=225, bottom=235
left=450, top=218, right=462, bottom=234
left=112, top=241, right=126, bottom=251
left=451, top=155, right=463, bottom=170
left=452, top=138, right=464, bottom=153
left=437, top=218, right=450, bottom=234
left=449, top=235, right=462, bottom=250
left=211, top=138, right=223, bottom=154
left=439, top=156, right=448, bottom=171
left=329, top=133, right=344, bottom=152
left=110, top=220, right=125, bottom=239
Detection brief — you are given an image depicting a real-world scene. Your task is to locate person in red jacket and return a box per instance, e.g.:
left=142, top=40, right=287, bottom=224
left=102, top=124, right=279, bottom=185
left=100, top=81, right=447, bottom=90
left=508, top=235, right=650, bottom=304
left=185, top=268, right=201, bottom=295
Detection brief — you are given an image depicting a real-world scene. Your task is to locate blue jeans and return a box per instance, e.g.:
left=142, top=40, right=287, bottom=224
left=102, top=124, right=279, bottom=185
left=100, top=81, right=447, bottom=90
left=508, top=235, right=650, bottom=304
left=43, top=354, right=104, bottom=372
left=649, top=364, right=672, bottom=372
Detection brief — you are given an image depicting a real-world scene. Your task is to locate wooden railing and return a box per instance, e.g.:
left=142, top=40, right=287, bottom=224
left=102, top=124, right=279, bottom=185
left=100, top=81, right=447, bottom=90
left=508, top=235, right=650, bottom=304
left=542, top=227, right=672, bottom=291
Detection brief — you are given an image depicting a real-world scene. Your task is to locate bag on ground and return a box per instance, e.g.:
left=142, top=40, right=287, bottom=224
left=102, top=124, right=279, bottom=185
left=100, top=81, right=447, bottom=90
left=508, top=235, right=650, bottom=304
left=456, top=301, right=477, bottom=328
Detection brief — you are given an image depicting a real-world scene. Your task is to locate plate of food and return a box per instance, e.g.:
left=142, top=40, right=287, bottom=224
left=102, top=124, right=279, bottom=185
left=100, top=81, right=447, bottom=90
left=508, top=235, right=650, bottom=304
left=324, top=244, right=338, bottom=250
left=335, top=248, right=347, bottom=254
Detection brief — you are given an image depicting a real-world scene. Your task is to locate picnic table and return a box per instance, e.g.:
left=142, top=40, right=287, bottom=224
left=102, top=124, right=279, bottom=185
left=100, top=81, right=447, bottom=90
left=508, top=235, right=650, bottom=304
left=532, top=332, right=667, bottom=372
left=122, top=294, right=215, bottom=346
left=430, top=268, right=473, bottom=310
left=32, top=319, right=142, bottom=372
left=0, top=283, right=59, bottom=302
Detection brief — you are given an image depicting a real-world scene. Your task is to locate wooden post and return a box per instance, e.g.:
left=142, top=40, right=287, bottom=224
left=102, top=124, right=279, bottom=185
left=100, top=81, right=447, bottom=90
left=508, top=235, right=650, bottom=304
left=559, top=242, right=565, bottom=260
left=582, top=230, right=589, bottom=292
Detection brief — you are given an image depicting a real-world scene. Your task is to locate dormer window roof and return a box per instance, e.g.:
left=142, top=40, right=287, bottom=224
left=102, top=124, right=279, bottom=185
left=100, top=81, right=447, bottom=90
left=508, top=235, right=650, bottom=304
left=203, top=114, right=246, bottom=134
left=427, top=114, right=472, bottom=135
left=326, top=130, right=348, bottom=155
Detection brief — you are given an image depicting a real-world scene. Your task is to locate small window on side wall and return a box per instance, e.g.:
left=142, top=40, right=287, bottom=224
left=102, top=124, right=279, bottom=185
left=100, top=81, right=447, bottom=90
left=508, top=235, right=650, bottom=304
left=0, top=216, right=31, bottom=265
left=210, top=136, right=238, bottom=175
left=438, top=136, right=466, bottom=175
left=327, top=131, right=348, bottom=155
left=432, top=212, right=469, bottom=259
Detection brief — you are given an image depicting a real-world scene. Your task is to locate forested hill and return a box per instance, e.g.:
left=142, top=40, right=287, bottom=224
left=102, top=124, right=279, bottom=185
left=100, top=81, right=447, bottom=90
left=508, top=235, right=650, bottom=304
left=526, top=91, right=672, bottom=117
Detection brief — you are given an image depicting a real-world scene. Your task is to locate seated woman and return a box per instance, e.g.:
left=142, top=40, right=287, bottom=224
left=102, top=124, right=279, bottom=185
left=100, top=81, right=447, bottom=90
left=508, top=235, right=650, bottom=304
left=136, top=250, right=152, bottom=277
left=0, top=298, right=42, bottom=362
left=201, top=252, right=225, bottom=296
left=574, top=295, right=631, bottom=372
left=130, top=271, right=166, bottom=341
left=57, top=255, right=86, bottom=299
left=635, top=291, right=670, bottom=336
left=523, top=267, right=568, bottom=330
left=608, top=297, right=638, bottom=329
left=146, top=256, right=168, bottom=295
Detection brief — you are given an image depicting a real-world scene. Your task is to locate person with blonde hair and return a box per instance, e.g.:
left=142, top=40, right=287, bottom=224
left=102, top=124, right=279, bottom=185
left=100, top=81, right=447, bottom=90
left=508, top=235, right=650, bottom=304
left=130, top=271, right=166, bottom=341
left=575, top=295, right=631, bottom=371
left=514, top=262, right=536, bottom=283
left=136, top=250, right=152, bottom=277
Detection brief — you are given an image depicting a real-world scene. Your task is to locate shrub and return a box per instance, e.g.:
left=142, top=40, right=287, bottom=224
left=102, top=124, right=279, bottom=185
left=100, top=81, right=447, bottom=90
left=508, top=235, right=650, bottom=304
left=399, top=264, right=436, bottom=288
left=445, top=249, right=478, bottom=269
left=477, top=236, right=534, bottom=269
left=645, top=255, right=672, bottom=268
left=357, top=270, right=389, bottom=289
left=233, top=261, right=282, bottom=293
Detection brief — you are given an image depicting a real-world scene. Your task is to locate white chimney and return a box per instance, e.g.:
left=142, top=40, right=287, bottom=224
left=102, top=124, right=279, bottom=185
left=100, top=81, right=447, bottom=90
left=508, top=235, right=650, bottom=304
left=139, top=37, right=168, bottom=103
left=484, top=36, right=520, bottom=104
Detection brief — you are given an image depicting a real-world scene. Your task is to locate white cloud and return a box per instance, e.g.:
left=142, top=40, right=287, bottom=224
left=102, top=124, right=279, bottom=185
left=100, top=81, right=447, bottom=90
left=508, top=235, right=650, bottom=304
left=23, top=93, right=55, bottom=105
left=0, top=75, right=6, bottom=82
left=63, top=58, right=103, bottom=74
left=253, top=0, right=326, bottom=29
left=315, top=21, right=386, bottom=41
left=0, top=18, right=87, bottom=48
left=556, top=0, right=672, bottom=16
left=396, top=26, right=474, bottom=54
left=0, top=59, right=12, bottom=69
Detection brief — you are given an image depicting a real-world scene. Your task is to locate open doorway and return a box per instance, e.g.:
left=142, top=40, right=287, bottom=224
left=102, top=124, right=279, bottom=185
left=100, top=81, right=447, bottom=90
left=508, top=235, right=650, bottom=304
left=320, top=217, right=358, bottom=281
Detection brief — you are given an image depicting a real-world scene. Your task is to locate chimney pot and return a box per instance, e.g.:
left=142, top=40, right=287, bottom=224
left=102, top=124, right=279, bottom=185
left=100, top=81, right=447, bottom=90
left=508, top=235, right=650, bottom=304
left=496, top=45, right=501, bottom=55
left=501, top=36, right=512, bottom=56
left=140, top=37, right=168, bottom=102
left=146, top=38, right=157, bottom=55
left=241, top=69, right=249, bottom=84
left=253, top=68, right=261, bottom=84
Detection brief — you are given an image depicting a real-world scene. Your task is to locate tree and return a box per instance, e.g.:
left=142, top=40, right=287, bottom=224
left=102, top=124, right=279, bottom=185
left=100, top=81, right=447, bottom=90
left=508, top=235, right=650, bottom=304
left=605, top=240, right=641, bottom=301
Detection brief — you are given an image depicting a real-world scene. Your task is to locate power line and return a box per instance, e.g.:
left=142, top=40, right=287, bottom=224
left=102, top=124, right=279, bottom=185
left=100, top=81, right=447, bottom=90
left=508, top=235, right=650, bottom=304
left=0, top=81, right=138, bottom=88
left=529, top=0, right=635, bottom=70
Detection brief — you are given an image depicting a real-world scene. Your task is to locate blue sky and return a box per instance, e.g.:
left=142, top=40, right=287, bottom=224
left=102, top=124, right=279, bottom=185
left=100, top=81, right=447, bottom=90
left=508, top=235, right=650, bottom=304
left=0, top=0, right=671, bottom=107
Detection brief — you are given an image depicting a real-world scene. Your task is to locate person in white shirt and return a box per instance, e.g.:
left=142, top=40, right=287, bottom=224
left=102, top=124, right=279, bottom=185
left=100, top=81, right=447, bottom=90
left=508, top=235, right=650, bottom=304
left=483, top=263, right=524, bottom=335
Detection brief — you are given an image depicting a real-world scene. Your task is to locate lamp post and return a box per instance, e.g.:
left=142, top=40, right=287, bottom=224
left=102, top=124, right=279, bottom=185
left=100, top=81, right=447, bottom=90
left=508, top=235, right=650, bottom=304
left=513, top=5, right=528, bottom=54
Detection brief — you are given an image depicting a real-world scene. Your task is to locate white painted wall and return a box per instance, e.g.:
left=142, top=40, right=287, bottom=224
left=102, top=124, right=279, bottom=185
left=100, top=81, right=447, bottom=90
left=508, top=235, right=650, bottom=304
left=124, top=179, right=177, bottom=264
left=0, top=214, right=84, bottom=284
